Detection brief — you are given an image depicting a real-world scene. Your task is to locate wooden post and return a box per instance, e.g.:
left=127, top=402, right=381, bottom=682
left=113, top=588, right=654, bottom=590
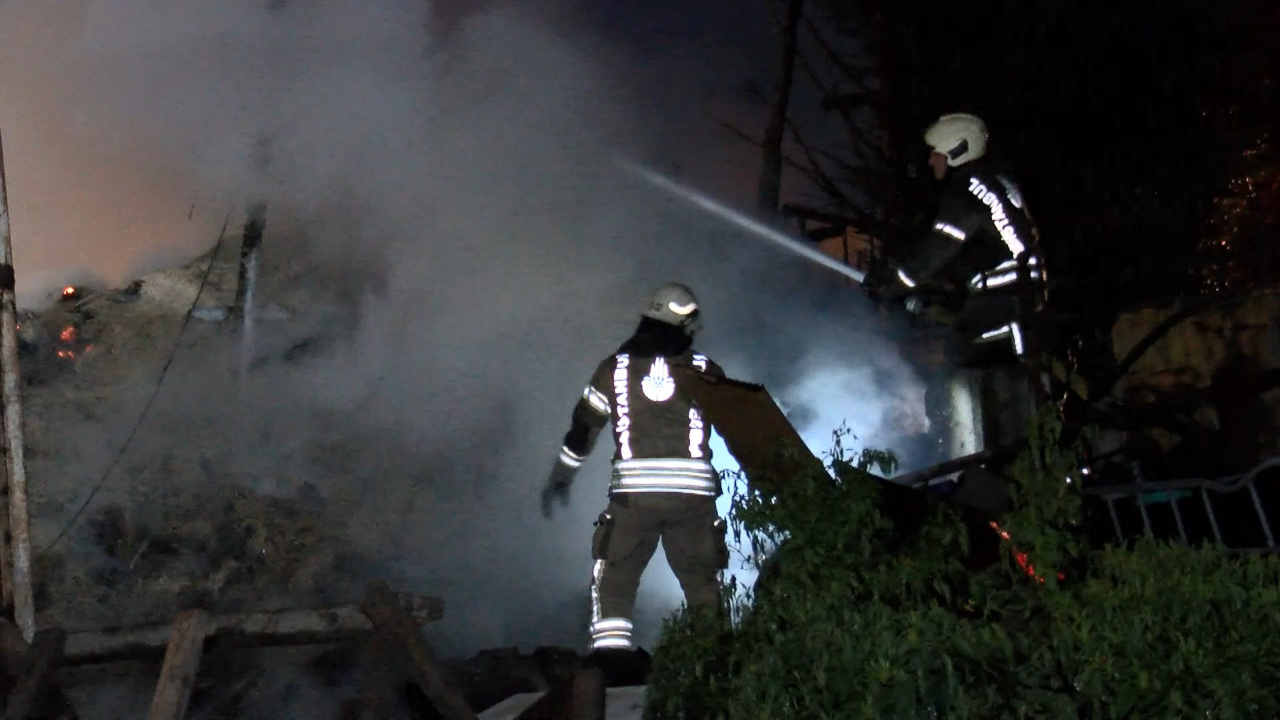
left=359, top=581, right=477, bottom=720
left=3, top=627, right=67, bottom=720
left=147, top=609, right=209, bottom=720
left=357, top=631, right=407, bottom=720
left=0, top=127, right=35, bottom=643
left=513, top=668, right=606, bottom=720
left=232, top=202, right=266, bottom=320
left=566, top=669, right=606, bottom=720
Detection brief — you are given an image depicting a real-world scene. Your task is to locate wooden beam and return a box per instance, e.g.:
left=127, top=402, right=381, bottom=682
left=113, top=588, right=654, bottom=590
left=3, top=628, right=68, bottom=720
left=62, top=595, right=445, bottom=665
left=147, top=609, right=209, bottom=720
left=359, top=581, right=476, bottom=720
left=804, top=224, right=846, bottom=242
left=779, top=203, right=862, bottom=229
left=0, top=127, right=36, bottom=643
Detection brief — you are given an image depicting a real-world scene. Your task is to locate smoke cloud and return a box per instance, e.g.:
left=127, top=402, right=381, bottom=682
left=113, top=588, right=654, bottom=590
left=1, top=0, right=933, bottom=689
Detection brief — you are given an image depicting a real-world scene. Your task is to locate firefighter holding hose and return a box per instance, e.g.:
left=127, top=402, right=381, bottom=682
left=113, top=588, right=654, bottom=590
left=540, top=282, right=729, bottom=655
left=880, top=112, right=1046, bottom=366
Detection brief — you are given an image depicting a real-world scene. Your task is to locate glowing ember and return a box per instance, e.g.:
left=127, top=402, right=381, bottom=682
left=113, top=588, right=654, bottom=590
left=56, top=350, right=74, bottom=359
left=60, top=326, right=76, bottom=342
left=990, top=522, right=1012, bottom=542
left=989, top=520, right=1066, bottom=584
left=62, top=286, right=76, bottom=298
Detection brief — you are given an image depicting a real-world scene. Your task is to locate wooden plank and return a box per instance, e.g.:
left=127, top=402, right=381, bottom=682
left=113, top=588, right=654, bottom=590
left=3, top=627, right=67, bottom=720
left=147, top=609, right=209, bottom=720
left=677, top=370, right=828, bottom=492
left=359, top=581, right=477, bottom=720
left=62, top=595, right=444, bottom=665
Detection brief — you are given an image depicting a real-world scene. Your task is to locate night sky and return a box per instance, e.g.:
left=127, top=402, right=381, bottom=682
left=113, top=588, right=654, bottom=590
left=563, top=0, right=1278, bottom=311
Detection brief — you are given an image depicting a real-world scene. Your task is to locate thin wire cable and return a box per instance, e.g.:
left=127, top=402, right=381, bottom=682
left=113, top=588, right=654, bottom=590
left=44, top=214, right=232, bottom=551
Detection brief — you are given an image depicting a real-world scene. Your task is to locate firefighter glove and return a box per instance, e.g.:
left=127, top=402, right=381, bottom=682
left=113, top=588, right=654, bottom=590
left=540, top=464, right=576, bottom=520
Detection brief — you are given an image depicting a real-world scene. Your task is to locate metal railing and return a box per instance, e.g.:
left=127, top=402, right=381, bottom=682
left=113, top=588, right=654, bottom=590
left=1080, top=457, right=1280, bottom=549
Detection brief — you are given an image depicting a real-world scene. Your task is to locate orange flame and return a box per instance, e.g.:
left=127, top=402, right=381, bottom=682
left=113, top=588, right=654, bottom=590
left=60, top=326, right=76, bottom=342
left=62, top=286, right=76, bottom=298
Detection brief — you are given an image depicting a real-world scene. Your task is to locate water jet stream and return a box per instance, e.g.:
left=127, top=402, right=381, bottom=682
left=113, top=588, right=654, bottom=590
left=615, top=160, right=867, bottom=285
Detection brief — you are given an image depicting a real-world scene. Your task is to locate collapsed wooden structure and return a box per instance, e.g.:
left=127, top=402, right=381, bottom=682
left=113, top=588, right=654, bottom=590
left=0, top=142, right=619, bottom=715
left=0, top=580, right=614, bottom=719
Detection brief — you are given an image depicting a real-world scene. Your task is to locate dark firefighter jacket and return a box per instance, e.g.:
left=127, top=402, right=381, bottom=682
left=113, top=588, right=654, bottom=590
left=898, top=157, right=1043, bottom=296
left=556, top=318, right=726, bottom=497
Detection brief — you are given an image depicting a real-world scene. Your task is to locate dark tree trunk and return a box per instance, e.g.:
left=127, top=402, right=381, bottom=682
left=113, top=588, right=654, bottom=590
left=757, top=0, right=805, bottom=213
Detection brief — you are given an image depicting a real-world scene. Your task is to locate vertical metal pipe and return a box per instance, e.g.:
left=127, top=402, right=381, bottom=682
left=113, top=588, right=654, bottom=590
left=1131, top=462, right=1153, bottom=537
left=1200, top=488, right=1223, bottom=545
left=1106, top=498, right=1124, bottom=543
left=1169, top=495, right=1188, bottom=544
left=0, top=128, right=36, bottom=642
left=1247, top=481, right=1276, bottom=548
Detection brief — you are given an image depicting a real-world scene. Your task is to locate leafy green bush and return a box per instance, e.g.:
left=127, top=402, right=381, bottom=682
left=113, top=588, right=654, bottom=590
left=645, top=414, right=1280, bottom=719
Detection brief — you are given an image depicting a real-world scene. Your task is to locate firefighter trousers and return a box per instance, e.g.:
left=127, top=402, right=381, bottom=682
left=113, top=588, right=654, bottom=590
left=588, top=493, right=728, bottom=651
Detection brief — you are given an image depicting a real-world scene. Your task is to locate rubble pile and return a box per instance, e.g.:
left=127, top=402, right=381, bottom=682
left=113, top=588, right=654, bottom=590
left=0, top=246, right=642, bottom=717
left=54, top=483, right=351, bottom=625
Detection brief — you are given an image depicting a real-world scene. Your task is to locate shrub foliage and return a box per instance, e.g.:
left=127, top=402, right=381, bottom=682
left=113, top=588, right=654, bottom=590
left=645, top=415, right=1280, bottom=719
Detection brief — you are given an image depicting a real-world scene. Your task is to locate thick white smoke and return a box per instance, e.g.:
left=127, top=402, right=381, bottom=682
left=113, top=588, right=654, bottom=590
left=0, top=0, right=933, bottom=677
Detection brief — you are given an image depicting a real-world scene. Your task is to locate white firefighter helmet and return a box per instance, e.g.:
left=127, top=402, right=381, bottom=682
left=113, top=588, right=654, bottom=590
left=924, top=113, right=988, bottom=167
left=641, top=282, right=701, bottom=330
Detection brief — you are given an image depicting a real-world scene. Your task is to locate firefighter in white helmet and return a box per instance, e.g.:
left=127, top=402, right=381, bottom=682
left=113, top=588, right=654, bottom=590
left=888, top=112, right=1045, bottom=364
left=541, top=282, right=729, bottom=654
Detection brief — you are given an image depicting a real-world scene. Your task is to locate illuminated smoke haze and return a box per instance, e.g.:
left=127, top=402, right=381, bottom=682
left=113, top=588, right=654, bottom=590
left=0, top=0, right=933, bottom=673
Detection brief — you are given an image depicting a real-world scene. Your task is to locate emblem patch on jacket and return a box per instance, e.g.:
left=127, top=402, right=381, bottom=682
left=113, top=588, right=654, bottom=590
left=641, top=357, right=676, bottom=402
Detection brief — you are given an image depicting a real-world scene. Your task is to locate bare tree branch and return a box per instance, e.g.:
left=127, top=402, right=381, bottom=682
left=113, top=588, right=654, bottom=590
left=783, top=116, right=857, bottom=208
left=704, top=111, right=837, bottom=194
left=793, top=42, right=840, bottom=106
left=800, top=13, right=878, bottom=98
left=797, top=12, right=889, bottom=174
left=795, top=46, right=878, bottom=163
left=786, top=58, right=888, bottom=178
left=706, top=109, right=887, bottom=236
